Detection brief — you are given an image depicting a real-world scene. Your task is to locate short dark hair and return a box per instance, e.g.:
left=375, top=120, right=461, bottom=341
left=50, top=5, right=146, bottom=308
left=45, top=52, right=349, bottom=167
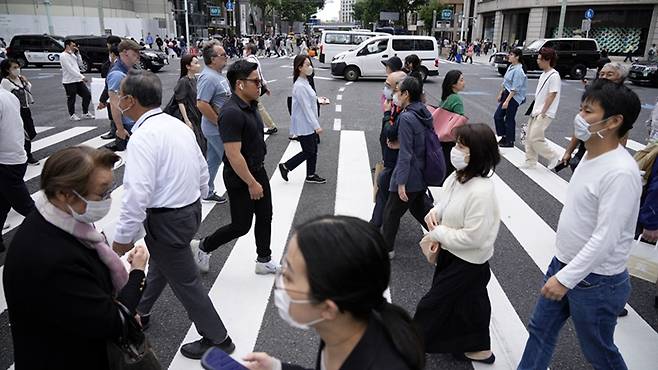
left=121, top=69, right=162, bottom=108
left=226, top=59, right=259, bottom=91
left=64, top=39, right=76, bottom=47
left=404, top=54, right=421, bottom=71
left=106, top=35, right=121, bottom=45
left=202, top=41, right=220, bottom=65
left=0, top=58, right=18, bottom=79
left=538, top=47, right=557, bottom=67
left=454, top=123, right=501, bottom=184
left=581, top=79, right=641, bottom=138
left=244, top=42, right=258, bottom=55
left=295, top=215, right=425, bottom=370
left=399, top=75, right=422, bottom=102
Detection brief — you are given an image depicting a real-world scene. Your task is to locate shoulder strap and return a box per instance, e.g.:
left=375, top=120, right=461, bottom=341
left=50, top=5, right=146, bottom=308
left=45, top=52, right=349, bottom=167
left=537, top=71, right=558, bottom=95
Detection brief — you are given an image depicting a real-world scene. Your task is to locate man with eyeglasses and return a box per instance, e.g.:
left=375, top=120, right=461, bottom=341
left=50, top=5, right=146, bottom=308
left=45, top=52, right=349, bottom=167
left=191, top=60, right=280, bottom=275
left=197, top=41, right=231, bottom=205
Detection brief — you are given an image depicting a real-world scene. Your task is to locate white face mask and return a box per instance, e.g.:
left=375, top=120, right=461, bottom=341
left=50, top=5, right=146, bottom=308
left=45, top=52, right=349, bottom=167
left=304, top=66, right=314, bottom=76
left=383, top=86, right=393, bottom=100
left=274, top=275, right=324, bottom=330
left=573, top=114, right=608, bottom=142
left=118, top=95, right=133, bottom=115
left=450, top=147, right=469, bottom=170
left=392, top=92, right=401, bottom=107
left=67, top=190, right=112, bottom=224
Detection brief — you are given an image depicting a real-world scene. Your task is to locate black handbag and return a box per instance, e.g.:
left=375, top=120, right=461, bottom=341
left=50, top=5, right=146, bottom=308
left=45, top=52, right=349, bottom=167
left=106, top=302, right=161, bottom=370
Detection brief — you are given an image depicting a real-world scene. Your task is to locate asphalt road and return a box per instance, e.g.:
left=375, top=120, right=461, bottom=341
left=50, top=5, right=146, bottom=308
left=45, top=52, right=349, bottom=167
left=0, top=55, right=657, bottom=370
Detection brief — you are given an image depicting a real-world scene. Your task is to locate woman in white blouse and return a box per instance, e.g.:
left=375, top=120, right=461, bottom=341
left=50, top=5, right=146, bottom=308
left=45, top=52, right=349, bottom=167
left=278, top=54, right=325, bottom=184
left=1, top=58, right=38, bottom=164
left=414, top=123, right=501, bottom=364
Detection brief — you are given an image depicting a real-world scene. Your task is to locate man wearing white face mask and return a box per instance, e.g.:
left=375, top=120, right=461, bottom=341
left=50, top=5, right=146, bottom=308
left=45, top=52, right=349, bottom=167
left=111, top=70, right=234, bottom=360
left=519, top=79, right=642, bottom=369
left=279, top=54, right=326, bottom=184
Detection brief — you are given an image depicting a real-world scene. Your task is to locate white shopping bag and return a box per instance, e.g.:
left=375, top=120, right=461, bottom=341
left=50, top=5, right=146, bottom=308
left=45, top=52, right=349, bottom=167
left=627, top=237, right=658, bottom=283
left=90, top=77, right=108, bottom=120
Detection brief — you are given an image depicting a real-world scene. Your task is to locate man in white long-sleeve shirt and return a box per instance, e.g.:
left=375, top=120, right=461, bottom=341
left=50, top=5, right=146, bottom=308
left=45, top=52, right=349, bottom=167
left=519, top=79, right=642, bottom=370
left=59, top=39, right=93, bottom=121
left=110, top=70, right=234, bottom=360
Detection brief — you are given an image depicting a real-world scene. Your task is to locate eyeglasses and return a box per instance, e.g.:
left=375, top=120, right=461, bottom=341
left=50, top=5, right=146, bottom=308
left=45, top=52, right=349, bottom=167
left=242, top=78, right=262, bottom=87
left=213, top=53, right=228, bottom=59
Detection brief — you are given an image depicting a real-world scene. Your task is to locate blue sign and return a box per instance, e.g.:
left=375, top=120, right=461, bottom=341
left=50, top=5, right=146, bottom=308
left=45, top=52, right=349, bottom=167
left=226, top=1, right=234, bottom=12
left=441, top=9, right=453, bottom=20
left=585, top=8, right=594, bottom=19
left=209, top=6, right=221, bottom=17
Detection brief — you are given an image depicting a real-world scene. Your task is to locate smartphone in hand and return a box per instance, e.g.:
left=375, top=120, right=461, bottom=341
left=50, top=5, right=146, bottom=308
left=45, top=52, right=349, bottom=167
left=201, top=348, right=247, bottom=370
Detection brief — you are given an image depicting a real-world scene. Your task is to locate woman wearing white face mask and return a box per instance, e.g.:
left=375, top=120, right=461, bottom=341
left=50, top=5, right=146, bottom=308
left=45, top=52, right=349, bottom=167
left=3, top=146, right=151, bottom=369
left=244, top=215, right=425, bottom=370
left=417, top=123, right=501, bottom=364
left=279, top=55, right=326, bottom=184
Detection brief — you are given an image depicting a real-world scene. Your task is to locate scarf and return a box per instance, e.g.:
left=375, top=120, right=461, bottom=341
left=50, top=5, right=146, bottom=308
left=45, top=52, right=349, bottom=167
left=35, top=195, right=128, bottom=293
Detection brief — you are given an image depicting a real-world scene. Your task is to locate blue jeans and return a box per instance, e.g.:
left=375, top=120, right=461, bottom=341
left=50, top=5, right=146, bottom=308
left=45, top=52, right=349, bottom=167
left=205, top=134, right=224, bottom=195
left=518, top=257, right=630, bottom=370
left=494, top=90, right=520, bottom=143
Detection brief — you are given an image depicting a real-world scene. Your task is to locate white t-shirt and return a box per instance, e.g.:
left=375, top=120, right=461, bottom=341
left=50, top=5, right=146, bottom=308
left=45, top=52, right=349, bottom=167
left=554, top=145, right=641, bottom=289
left=532, top=69, right=561, bottom=118
left=0, top=89, right=27, bottom=165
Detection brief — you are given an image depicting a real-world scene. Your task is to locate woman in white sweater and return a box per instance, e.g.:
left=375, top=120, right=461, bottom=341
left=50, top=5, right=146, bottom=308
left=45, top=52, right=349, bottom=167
left=414, top=123, right=501, bottom=364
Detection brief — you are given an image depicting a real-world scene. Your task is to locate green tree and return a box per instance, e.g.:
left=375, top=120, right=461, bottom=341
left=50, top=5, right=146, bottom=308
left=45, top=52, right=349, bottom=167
left=418, top=0, right=442, bottom=34
left=352, top=0, right=385, bottom=28
left=275, top=0, right=325, bottom=22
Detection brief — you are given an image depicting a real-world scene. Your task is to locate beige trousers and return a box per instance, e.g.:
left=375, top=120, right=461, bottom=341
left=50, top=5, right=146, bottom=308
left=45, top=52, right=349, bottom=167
left=257, top=99, right=276, bottom=129
left=525, top=115, right=558, bottom=164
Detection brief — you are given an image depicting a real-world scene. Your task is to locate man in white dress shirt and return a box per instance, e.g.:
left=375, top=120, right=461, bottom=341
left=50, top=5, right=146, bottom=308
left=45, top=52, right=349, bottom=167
left=519, top=79, right=642, bottom=369
left=59, top=39, right=93, bottom=121
left=111, top=70, right=234, bottom=359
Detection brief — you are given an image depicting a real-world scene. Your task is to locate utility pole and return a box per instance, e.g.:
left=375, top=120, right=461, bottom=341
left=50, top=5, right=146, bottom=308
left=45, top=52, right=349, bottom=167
left=98, top=0, right=105, bottom=34
left=43, top=0, right=54, bottom=34
left=183, top=0, right=190, bottom=42
left=557, top=0, right=567, bottom=37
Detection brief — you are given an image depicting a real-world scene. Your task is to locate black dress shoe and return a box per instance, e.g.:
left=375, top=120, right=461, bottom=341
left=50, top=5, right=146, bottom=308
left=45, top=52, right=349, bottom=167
left=101, top=132, right=116, bottom=140
left=618, top=308, right=629, bottom=317
left=498, top=137, right=506, bottom=144
left=279, top=163, right=289, bottom=182
left=27, top=156, right=40, bottom=165
left=265, top=127, right=278, bottom=135
left=452, top=352, right=496, bottom=364
left=104, top=142, right=121, bottom=152
left=498, top=141, right=514, bottom=148
left=180, top=336, right=235, bottom=360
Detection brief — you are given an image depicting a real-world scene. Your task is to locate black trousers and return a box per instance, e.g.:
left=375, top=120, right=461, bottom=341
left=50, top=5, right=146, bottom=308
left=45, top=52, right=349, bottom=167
left=370, top=167, right=393, bottom=228
left=0, top=162, right=35, bottom=250
left=203, top=167, right=273, bottom=261
left=63, top=81, right=91, bottom=116
left=20, top=107, right=36, bottom=160
left=381, top=189, right=433, bottom=252
left=284, top=133, right=318, bottom=177
left=441, top=141, right=456, bottom=184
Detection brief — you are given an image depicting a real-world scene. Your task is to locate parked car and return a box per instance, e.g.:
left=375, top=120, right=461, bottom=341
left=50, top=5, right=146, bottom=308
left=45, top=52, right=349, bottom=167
left=492, top=38, right=600, bottom=80
left=331, top=35, right=439, bottom=82
left=629, top=61, right=658, bottom=87
left=6, top=34, right=66, bottom=68
left=69, top=35, right=168, bottom=73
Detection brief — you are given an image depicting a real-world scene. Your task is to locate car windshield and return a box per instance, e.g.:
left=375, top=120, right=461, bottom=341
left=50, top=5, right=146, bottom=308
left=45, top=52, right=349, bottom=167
left=51, top=36, right=65, bottom=48
left=526, top=40, right=544, bottom=50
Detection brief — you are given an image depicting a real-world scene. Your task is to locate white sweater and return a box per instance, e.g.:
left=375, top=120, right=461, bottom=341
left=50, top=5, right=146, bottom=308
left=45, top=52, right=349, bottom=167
left=59, top=51, right=85, bottom=84
left=554, top=145, right=641, bottom=289
left=0, top=89, right=27, bottom=165
left=427, top=173, right=501, bottom=264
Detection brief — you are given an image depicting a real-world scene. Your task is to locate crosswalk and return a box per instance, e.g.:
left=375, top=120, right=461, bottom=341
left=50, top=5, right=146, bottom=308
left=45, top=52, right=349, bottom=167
left=1, top=124, right=657, bottom=370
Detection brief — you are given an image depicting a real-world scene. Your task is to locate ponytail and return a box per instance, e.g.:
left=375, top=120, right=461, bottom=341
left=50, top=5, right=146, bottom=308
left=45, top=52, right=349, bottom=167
left=374, top=302, right=425, bottom=370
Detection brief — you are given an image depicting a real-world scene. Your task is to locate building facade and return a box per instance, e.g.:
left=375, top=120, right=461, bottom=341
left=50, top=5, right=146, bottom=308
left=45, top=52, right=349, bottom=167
left=340, top=0, right=355, bottom=24
left=0, top=0, right=177, bottom=40
left=473, top=0, right=658, bottom=57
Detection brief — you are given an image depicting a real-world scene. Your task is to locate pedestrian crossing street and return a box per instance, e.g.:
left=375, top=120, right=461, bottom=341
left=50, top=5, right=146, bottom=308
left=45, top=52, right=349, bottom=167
left=1, top=124, right=657, bottom=370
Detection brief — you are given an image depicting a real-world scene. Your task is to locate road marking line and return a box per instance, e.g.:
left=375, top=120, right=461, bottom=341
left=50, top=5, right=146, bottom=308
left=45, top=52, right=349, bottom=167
left=333, top=118, right=341, bottom=131
left=335, top=130, right=373, bottom=220
left=34, top=126, right=53, bottom=134
left=345, top=81, right=353, bottom=86
left=339, top=87, right=345, bottom=92
left=336, top=94, right=342, bottom=100
left=31, top=127, right=95, bottom=152
left=168, top=141, right=307, bottom=369
left=335, top=104, right=342, bottom=112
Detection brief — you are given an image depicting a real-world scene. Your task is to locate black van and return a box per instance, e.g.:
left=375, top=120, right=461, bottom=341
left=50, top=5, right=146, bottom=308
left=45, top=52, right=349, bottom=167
left=6, top=34, right=66, bottom=68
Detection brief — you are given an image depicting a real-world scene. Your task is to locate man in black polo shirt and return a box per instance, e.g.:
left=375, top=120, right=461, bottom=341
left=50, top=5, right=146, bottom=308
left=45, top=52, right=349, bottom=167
left=192, top=60, right=279, bottom=274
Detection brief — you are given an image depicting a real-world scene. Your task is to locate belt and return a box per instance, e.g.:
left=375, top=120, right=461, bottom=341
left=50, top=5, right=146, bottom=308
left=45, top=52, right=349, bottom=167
left=147, top=198, right=200, bottom=214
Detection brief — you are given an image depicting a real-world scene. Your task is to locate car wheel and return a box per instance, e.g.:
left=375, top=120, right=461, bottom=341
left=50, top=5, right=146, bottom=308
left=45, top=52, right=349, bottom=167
left=343, top=66, right=359, bottom=81
left=139, top=59, right=148, bottom=70
left=17, top=57, right=28, bottom=68
left=150, top=67, right=162, bottom=73
left=420, top=67, right=429, bottom=81
left=80, top=58, right=91, bottom=73
left=497, top=67, right=507, bottom=76
left=570, top=64, right=587, bottom=80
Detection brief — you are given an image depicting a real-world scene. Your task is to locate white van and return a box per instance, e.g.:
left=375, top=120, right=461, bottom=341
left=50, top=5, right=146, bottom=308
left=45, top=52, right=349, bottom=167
left=318, top=30, right=385, bottom=64
left=330, top=35, right=439, bottom=81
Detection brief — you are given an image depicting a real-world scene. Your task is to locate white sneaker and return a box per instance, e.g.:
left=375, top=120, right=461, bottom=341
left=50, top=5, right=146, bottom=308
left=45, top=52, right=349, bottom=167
left=388, top=251, right=395, bottom=259
left=190, top=239, right=211, bottom=273
left=70, top=114, right=81, bottom=121
left=81, top=112, right=95, bottom=120
left=547, top=155, right=560, bottom=170
left=255, top=260, right=281, bottom=275
left=2, top=222, right=10, bottom=230
left=519, top=162, right=537, bottom=169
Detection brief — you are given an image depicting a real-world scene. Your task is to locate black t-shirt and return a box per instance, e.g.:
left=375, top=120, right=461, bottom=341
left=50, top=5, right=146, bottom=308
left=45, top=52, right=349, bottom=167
left=218, top=94, right=267, bottom=173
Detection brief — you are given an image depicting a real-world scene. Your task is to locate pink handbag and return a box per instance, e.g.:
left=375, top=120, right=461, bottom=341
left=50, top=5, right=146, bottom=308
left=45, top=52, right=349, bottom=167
left=431, top=107, right=468, bottom=142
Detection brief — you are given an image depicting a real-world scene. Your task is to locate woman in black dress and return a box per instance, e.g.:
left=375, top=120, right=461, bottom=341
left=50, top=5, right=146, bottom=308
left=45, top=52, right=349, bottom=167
left=172, top=54, right=206, bottom=154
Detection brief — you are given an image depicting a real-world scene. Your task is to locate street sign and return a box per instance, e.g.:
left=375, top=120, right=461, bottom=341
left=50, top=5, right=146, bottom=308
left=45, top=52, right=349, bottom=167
left=441, top=9, right=453, bottom=20
left=581, top=19, right=591, bottom=32
left=209, top=6, right=221, bottom=17
left=585, top=8, right=594, bottom=19
left=226, top=1, right=234, bottom=12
